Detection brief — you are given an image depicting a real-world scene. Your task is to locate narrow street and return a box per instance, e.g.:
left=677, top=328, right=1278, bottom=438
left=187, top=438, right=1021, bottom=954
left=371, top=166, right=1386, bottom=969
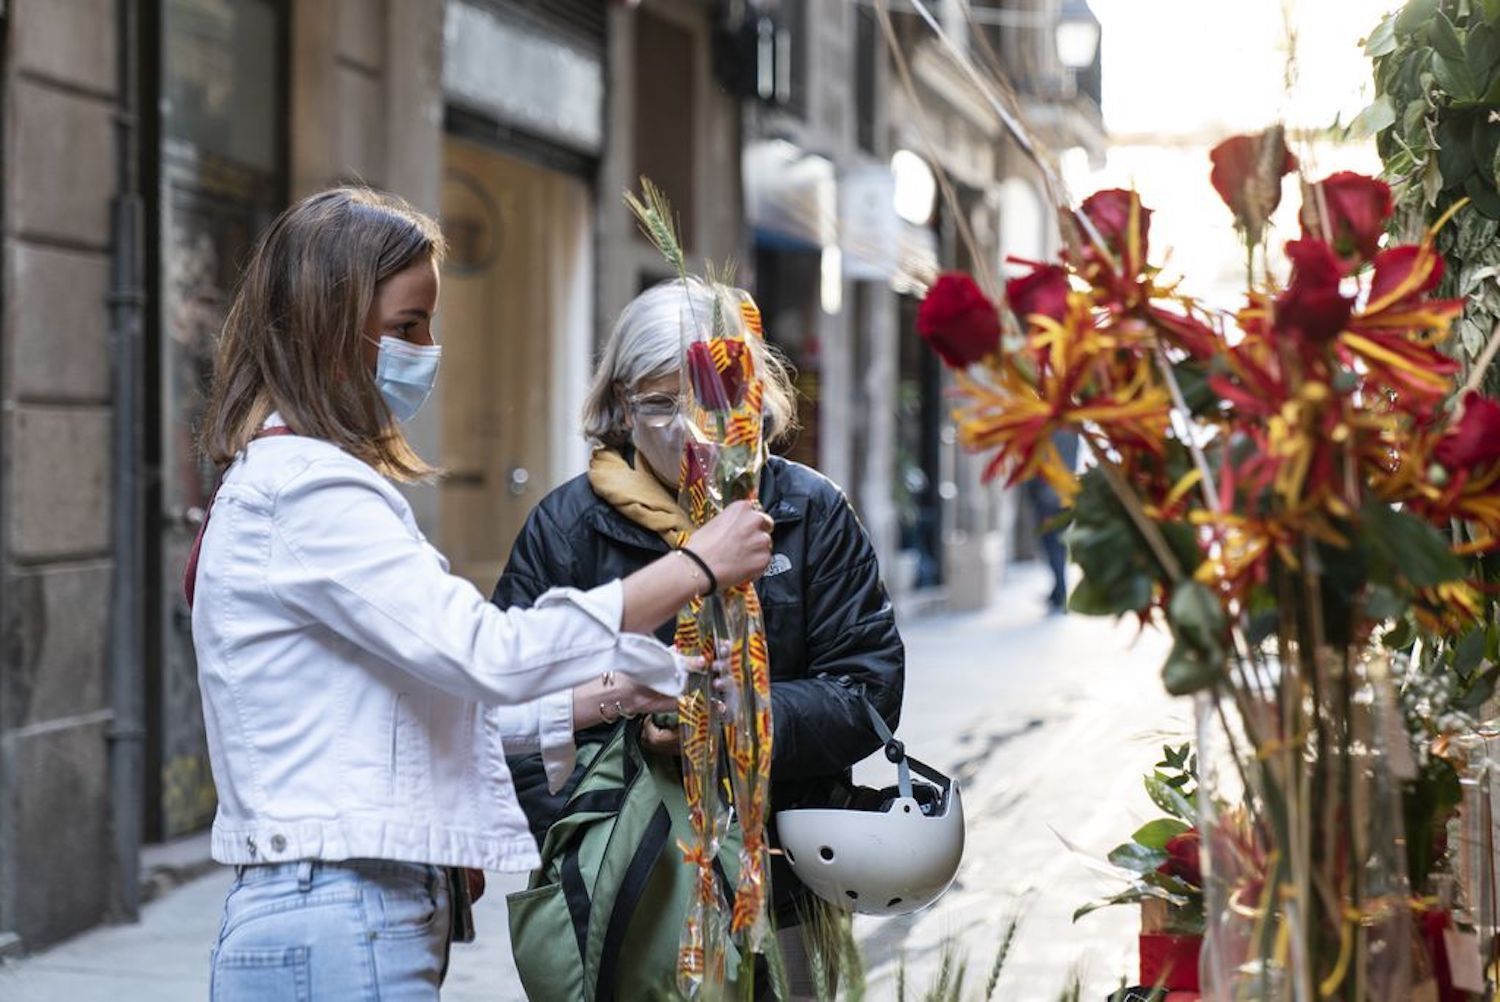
left=853, top=564, right=1183, bottom=998
left=0, top=564, right=1185, bottom=1000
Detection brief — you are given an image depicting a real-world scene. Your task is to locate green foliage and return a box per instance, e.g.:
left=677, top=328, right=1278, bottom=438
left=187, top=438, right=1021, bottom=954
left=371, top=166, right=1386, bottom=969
left=1065, top=468, right=1198, bottom=618
left=1369, top=0, right=1500, bottom=392
left=1131, top=817, right=1193, bottom=851
left=1357, top=497, right=1465, bottom=588
left=1163, top=581, right=1228, bottom=695
left=1403, top=755, right=1463, bottom=892
left=1075, top=746, right=1204, bottom=934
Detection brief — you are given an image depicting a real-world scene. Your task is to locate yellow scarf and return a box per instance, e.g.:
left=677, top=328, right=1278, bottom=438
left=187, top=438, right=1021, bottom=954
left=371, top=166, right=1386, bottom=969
left=586, top=448, right=696, bottom=542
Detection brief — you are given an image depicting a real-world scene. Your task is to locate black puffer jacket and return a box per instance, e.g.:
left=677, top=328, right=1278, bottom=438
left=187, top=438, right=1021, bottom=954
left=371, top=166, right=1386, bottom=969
left=492, top=453, right=904, bottom=872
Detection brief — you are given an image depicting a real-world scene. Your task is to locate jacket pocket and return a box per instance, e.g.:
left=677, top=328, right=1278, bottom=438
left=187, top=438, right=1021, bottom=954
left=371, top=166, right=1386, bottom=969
left=390, top=691, right=432, bottom=808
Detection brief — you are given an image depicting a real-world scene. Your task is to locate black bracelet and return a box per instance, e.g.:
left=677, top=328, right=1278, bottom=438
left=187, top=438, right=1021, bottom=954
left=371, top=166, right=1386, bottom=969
left=676, top=546, right=719, bottom=596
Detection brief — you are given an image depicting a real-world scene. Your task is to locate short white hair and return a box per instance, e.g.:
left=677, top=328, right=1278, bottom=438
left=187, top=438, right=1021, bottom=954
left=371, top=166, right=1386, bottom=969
left=582, top=278, right=797, bottom=447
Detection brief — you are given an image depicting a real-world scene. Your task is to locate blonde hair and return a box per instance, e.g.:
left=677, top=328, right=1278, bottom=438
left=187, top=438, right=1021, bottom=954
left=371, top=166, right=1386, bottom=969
left=200, top=187, right=446, bottom=481
left=582, top=278, right=799, bottom=448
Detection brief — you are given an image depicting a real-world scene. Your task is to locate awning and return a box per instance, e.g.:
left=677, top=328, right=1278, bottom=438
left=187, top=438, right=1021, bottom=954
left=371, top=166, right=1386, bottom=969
left=744, top=140, right=837, bottom=252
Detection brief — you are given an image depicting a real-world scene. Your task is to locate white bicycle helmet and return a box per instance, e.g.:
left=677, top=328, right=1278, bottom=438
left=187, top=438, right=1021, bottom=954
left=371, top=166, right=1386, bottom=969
left=775, top=698, right=964, bottom=917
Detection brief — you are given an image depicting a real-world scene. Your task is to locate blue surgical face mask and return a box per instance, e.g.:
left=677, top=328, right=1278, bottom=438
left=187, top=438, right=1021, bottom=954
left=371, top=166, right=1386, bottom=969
left=370, top=335, right=442, bottom=422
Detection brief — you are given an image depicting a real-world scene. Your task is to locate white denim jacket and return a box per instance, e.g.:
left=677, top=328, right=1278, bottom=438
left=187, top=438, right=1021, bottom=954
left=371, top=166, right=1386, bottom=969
left=192, top=420, right=683, bottom=872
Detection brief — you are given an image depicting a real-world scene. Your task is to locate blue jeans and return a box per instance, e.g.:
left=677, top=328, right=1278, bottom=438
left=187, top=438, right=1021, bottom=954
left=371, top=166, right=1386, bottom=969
left=210, top=859, right=451, bottom=1001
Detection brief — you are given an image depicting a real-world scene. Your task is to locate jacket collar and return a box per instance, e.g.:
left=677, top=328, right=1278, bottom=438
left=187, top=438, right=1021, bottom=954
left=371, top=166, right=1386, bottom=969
left=586, top=453, right=804, bottom=552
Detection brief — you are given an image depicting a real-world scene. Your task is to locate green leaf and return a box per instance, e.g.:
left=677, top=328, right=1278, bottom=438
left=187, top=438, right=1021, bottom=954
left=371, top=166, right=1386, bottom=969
left=1162, top=642, right=1220, bottom=696
left=1432, top=11, right=1466, bottom=61
left=1145, top=773, right=1196, bottom=821
left=1398, top=0, right=1439, bottom=36
left=1349, top=95, right=1398, bottom=139
left=1169, top=580, right=1226, bottom=648
left=1457, top=663, right=1500, bottom=712
left=1436, top=53, right=1482, bottom=102
left=1487, top=0, right=1500, bottom=26
left=1437, top=113, right=1480, bottom=180
left=1073, top=887, right=1178, bottom=924
left=1141, top=870, right=1197, bottom=897
left=1063, top=467, right=1170, bottom=617
left=1366, top=582, right=1410, bottom=621
left=1383, top=615, right=1417, bottom=652
left=1108, top=841, right=1169, bottom=874
left=1455, top=627, right=1487, bottom=674
left=1359, top=498, right=1465, bottom=588
left=1171, top=360, right=1217, bottom=415
left=1465, top=173, right=1500, bottom=219
left=1366, top=14, right=1400, bottom=57
left=1467, top=22, right=1500, bottom=90
left=1131, top=818, right=1191, bottom=850
left=1163, top=581, right=1228, bottom=696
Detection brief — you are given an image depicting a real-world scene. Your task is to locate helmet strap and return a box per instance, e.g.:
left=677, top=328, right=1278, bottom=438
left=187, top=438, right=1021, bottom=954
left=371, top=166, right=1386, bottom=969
left=861, top=697, right=914, bottom=801
left=859, top=693, right=955, bottom=807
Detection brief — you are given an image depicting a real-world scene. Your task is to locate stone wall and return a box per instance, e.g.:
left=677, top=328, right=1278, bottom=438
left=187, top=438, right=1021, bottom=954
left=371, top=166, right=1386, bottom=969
left=0, top=0, right=120, bottom=949
left=291, top=0, right=446, bottom=534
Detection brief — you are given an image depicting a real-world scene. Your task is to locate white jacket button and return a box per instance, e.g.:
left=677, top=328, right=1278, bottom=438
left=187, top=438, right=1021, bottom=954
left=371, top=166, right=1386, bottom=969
left=270, top=834, right=287, bottom=853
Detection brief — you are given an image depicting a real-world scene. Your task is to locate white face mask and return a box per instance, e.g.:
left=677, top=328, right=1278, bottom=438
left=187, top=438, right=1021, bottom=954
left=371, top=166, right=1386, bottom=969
left=370, top=335, right=442, bottom=423
left=632, top=414, right=690, bottom=485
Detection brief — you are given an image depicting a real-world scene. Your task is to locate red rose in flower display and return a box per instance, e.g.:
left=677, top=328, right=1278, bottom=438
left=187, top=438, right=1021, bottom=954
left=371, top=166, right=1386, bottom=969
left=1079, top=188, right=1152, bottom=266
left=1435, top=393, right=1500, bottom=473
left=1006, top=263, right=1070, bottom=324
left=1274, top=238, right=1352, bottom=343
left=1209, top=130, right=1298, bottom=244
left=917, top=272, right=1000, bottom=368
left=1158, top=829, right=1203, bottom=889
left=685, top=339, right=750, bottom=412
left=1300, top=172, right=1393, bottom=273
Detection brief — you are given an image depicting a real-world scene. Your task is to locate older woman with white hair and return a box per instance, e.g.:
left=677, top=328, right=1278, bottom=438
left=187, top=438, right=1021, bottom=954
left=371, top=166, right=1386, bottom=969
left=491, top=279, right=904, bottom=999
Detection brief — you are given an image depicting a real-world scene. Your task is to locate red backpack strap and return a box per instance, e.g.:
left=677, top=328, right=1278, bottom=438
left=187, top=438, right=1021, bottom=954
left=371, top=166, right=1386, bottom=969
left=182, top=425, right=296, bottom=609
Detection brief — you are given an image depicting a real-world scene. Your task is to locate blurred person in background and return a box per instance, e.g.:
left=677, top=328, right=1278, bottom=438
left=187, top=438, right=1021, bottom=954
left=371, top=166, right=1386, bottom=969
left=1025, top=429, right=1080, bottom=613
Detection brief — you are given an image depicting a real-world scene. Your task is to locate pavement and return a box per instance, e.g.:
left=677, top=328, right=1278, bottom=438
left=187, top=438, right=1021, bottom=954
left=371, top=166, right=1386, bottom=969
left=0, top=562, right=1188, bottom=1001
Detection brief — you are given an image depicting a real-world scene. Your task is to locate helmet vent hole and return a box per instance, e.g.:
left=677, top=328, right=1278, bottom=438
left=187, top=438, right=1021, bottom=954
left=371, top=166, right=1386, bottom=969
left=819, top=846, right=835, bottom=862
left=887, top=897, right=902, bottom=908
left=903, top=804, right=913, bottom=814
left=785, top=849, right=795, bottom=864
left=845, top=890, right=859, bottom=901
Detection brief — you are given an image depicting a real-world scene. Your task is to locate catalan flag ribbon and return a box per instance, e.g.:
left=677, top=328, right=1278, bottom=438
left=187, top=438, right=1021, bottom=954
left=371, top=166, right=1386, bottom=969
left=627, top=180, right=775, bottom=997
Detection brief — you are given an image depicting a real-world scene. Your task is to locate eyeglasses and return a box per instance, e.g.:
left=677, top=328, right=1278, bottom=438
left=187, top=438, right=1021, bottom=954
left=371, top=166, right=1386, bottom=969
left=627, top=392, right=684, bottom=429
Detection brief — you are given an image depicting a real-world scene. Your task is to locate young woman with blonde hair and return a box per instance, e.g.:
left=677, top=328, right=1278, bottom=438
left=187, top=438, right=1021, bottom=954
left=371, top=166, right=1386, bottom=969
left=192, top=187, right=773, bottom=999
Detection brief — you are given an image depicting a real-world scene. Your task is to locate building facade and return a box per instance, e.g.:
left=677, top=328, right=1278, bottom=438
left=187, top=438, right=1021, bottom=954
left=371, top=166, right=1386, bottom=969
left=0, top=0, right=748, bottom=952
left=743, top=0, right=1103, bottom=609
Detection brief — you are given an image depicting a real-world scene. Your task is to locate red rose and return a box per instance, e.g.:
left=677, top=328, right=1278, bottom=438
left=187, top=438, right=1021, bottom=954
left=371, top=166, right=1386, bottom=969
left=1158, top=829, right=1203, bottom=889
left=1079, top=188, right=1152, bottom=267
left=1209, top=130, right=1298, bottom=243
left=1300, top=172, right=1393, bottom=272
left=685, top=339, right=749, bottom=412
left=1005, top=263, right=1070, bottom=324
left=1274, top=238, right=1353, bottom=343
left=1435, top=392, right=1500, bottom=472
left=917, top=272, right=1000, bottom=368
